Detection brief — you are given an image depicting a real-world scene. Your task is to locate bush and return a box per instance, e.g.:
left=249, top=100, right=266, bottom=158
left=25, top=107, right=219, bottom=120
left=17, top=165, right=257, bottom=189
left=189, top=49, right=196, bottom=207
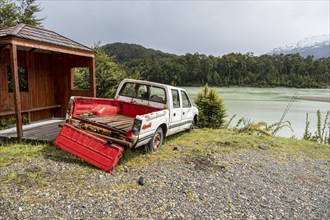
left=93, top=43, right=126, bottom=98
left=195, top=84, right=227, bottom=129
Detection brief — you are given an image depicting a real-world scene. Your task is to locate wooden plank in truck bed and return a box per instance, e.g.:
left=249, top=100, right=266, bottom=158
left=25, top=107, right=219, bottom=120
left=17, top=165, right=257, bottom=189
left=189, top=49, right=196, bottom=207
left=85, top=114, right=134, bottom=132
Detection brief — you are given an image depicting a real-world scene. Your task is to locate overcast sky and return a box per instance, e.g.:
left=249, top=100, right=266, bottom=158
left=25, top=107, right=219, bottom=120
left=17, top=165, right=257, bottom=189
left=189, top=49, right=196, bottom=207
left=37, top=0, right=329, bottom=56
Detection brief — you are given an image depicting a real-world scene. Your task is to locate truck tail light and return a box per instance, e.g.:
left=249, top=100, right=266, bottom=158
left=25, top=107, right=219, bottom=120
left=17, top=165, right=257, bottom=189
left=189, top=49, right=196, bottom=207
left=132, top=119, right=142, bottom=135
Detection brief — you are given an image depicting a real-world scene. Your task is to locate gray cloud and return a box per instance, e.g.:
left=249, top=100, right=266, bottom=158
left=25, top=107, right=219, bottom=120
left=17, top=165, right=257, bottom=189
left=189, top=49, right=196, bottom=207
left=38, top=0, right=329, bottom=56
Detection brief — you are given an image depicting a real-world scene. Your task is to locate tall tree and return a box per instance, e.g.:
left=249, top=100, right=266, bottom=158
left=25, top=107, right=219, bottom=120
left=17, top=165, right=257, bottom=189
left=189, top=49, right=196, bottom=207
left=93, top=43, right=127, bottom=98
left=0, top=0, right=44, bottom=28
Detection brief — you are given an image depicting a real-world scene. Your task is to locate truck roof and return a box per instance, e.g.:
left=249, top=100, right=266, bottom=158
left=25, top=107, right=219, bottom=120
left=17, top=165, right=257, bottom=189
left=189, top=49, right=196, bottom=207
left=121, top=79, right=185, bottom=91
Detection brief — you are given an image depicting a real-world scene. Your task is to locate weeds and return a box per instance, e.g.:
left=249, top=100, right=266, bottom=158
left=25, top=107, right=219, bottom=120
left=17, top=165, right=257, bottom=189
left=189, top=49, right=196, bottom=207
left=0, top=117, right=16, bottom=130
left=303, top=110, right=330, bottom=144
left=0, top=115, right=30, bottom=130
left=225, top=115, right=293, bottom=137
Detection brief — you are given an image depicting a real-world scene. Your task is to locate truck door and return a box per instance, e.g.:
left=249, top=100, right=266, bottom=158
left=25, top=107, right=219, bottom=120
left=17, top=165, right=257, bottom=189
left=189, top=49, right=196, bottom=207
left=169, top=89, right=182, bottom=133
left=180, top=90, right=193, bottom=129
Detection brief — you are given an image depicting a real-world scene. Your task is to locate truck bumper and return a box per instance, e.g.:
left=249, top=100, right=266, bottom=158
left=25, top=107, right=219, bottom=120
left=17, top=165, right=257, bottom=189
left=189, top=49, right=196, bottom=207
left=53, top=123, right=124, bottom=173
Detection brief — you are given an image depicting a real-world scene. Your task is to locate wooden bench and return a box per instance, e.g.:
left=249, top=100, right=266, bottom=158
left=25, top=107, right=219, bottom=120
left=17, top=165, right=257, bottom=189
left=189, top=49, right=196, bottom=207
left=0, top=105, right=62, bottom=121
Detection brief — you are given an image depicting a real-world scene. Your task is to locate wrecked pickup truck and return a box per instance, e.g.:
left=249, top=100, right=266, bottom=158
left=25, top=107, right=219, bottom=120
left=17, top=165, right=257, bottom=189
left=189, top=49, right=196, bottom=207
left=54, top=79, right=198, bottom=173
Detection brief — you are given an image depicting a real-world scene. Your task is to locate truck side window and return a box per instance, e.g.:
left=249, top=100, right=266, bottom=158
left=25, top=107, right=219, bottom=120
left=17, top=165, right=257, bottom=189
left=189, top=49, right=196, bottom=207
left=171, top=89, right=180, bottom=108
left=150, top=86, right=166, bottom=103
left=119, top=82, right=135, bottom=97
left=181, top=91, right=191, bottom=108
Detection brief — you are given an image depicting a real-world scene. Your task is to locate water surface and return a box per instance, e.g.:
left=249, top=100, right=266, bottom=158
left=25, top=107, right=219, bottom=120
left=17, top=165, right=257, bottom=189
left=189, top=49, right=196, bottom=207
left=184, top=87, right=330, bottom=138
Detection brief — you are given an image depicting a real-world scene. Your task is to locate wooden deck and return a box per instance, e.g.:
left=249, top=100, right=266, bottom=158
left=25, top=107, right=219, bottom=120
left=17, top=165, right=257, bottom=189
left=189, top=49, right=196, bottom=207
left=0, top=119, right=65, bottom=142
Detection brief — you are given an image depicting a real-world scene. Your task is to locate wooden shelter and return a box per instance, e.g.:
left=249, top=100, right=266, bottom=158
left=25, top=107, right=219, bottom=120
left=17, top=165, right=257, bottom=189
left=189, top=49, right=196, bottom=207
left=0, top=24, right=96, bottom=138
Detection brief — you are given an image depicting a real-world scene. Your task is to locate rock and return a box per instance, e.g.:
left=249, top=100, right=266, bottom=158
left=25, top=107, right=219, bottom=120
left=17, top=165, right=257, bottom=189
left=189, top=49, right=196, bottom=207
left=124, top=166, right=129, bottom=173
left=12, top=157, right=21, bottom=163
left=138, top=176, right=146, bottom=186
left=173, top=146, right=182, bottom=151
left=219, top=165, right=226, bottom=170
left=18, top=207, right=23, bottom=212
left=25, top=166, right=42, bottom=173
left=258, top=145, right=268, bottom=150
left=17, top=173, right=28, bottom=179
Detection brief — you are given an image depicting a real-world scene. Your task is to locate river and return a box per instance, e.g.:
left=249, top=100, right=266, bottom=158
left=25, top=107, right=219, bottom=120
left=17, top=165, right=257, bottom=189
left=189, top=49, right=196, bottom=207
left=184, top=87, right=330, bottom=139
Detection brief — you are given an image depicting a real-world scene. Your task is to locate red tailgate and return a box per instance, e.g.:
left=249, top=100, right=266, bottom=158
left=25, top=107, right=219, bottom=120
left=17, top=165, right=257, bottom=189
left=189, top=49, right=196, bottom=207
left=53, top=123, right=124, bottom=173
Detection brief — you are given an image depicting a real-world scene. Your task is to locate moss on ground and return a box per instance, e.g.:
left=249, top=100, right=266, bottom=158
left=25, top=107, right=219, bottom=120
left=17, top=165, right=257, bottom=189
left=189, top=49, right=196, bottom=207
left=1, top=129, right=329, bottom=170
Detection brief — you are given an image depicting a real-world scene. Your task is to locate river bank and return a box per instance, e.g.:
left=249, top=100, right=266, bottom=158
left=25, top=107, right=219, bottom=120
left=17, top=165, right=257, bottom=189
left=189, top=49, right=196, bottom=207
left=295, top=95, right=330, bottom=102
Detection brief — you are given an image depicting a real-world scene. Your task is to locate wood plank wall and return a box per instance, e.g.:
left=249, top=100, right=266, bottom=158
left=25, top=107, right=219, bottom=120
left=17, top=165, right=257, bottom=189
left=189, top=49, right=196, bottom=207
left=0, top=49, right=94, bottom=122
left=53, top=54, right=94, bottom=116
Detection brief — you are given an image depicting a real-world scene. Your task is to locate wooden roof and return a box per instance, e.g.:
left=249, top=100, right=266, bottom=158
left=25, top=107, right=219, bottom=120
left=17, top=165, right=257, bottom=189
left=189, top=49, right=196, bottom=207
left=0, top=24, right=94, bottom=57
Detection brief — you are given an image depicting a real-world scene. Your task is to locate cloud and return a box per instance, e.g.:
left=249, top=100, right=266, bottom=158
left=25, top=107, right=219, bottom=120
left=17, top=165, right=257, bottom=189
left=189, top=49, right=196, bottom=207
left=38, top=0, right=329, bottom=56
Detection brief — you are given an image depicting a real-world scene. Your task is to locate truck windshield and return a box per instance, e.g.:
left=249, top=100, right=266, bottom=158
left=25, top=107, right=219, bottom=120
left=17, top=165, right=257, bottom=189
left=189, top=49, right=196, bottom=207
left=119, top=82, right=166, bottom=104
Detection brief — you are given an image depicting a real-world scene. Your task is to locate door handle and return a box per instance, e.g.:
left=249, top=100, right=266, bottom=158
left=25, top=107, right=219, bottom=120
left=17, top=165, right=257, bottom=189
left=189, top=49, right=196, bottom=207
left=173, top=113, right=176, bottom=116
left=183, top=112, right=185, bottom=115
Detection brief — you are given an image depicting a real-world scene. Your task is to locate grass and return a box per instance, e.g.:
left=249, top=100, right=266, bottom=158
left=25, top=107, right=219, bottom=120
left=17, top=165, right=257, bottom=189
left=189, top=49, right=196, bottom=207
left=1, top=129, right=329, bottom=170
left=0, top=141, right=78, bottom=167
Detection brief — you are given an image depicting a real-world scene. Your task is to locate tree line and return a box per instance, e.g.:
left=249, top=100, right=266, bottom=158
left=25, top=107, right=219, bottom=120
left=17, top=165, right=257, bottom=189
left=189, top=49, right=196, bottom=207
left=123, top=52, right=330, bottom=88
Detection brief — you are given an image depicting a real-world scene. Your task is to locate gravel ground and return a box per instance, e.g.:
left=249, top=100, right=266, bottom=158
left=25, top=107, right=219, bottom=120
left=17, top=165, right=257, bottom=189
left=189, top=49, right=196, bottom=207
left=1, top=146, right=329, bottom=219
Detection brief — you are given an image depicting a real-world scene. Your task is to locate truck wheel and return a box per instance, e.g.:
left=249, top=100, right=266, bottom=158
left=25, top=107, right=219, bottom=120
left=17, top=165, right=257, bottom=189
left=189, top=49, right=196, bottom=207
left=188, top=119, right=196, bottom=132
left=147, top=127, right=164, bottom=153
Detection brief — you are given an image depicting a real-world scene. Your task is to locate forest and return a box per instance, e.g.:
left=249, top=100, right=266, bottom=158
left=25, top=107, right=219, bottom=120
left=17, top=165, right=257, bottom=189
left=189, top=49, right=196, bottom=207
left=103, top=43, right=330, bottom=88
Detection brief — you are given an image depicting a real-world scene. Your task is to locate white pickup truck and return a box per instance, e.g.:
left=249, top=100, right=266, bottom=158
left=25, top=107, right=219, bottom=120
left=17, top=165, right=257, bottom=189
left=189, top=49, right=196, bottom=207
left=54, top=79, right=198, bottom=172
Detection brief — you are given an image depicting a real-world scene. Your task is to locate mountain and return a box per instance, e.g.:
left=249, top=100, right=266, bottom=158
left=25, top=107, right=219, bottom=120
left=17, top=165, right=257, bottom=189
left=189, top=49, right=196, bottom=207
left=269, top=34, right=330, bottom=59
left=101, top=42, right=176, bottom=63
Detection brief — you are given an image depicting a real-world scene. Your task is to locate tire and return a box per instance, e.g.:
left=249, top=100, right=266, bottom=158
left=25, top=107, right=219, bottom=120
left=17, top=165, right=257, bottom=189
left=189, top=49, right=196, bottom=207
left=147, top=127, right=164, bottom=153
left=188, top=118, right=196, bottom=132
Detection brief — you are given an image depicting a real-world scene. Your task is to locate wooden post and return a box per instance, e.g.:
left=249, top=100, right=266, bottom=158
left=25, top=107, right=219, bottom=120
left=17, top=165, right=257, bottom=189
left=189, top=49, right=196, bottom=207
left=90, top=56, right=96, bottom=97
left=10, top=44, right=23, bottom=138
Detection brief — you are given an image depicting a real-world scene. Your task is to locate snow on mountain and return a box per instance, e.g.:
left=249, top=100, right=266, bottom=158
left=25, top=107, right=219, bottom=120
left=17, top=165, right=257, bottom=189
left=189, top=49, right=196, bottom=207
left=269, top=34, right=330, bottom=59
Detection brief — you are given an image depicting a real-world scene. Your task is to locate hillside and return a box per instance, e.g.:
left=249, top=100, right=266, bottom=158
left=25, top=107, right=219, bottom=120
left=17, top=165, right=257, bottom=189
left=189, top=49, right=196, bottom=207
left=99, top=42, right=329, bottom=88
left=101, top=42, right=176, bottom=63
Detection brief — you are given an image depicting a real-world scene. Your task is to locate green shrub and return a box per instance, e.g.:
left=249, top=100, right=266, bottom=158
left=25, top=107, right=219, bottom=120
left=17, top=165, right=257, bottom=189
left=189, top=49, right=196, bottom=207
left=195, top=84, right=227, bottom=129
left=0, top=115, right=30, bottom=130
